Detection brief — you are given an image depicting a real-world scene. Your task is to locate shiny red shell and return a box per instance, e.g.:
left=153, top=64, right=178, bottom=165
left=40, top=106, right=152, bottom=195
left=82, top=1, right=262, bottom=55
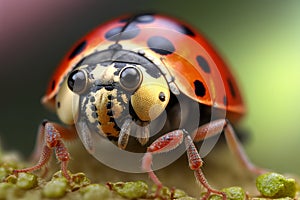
left=42, top=13, right=245, bottom=122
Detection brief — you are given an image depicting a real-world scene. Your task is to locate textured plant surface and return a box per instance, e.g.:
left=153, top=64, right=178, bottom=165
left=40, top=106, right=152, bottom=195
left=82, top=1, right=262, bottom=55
left=0, top=141, right=299, bottom=200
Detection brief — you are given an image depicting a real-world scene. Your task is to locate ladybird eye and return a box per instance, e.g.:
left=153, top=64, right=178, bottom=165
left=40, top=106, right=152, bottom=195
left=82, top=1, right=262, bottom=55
left=67, top=70, right=88, bottom=94
left=119, top=67, right=142, bottom=91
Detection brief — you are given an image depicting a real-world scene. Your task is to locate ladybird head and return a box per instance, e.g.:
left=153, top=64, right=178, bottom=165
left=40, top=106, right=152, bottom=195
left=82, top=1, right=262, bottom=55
left=65, top=54, right=170, bottom=138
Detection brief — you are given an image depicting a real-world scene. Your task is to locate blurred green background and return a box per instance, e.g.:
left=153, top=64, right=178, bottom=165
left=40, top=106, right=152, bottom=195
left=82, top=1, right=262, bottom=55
left=1, top=0, right=299, bottom=175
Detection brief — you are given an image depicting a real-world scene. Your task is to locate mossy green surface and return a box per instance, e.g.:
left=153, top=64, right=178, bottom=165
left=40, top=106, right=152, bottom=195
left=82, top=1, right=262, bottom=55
left=80, top=184, right=112, bottom=200
left=16, top=172, right=38, bottom=189
left=109, top=181, right=148, bottom=199
left=42, top=177, right=69, bottom=198
left=209, top=186, right=246, bottom=200
left=256, top=172, right=296, bottom=198
left=0, top=143, right=299, bottom=199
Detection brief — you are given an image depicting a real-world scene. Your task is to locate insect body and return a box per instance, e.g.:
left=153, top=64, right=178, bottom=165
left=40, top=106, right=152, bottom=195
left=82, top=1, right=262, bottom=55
left=14, top=13, right=266, bottom=199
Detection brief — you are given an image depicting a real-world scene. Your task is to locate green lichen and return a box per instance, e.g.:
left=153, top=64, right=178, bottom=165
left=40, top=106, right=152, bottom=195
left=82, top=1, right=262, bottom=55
left=222, top=187, right=245, bottom=200
left=0, top=162, right=19, bottom=182
left=80, top=184, right=111, bottom=200
left=151, top=185, right=171, bottom=199
left=16, top=172, right=37, bottom=190
left=0, top=182, right=15, bottom=199
left=70, top=172, right=91, bottom=190
left=208, top=186, right=245, bottom=200
left=176, top=197, right=197, bottom=200
left=109, top=181, right=148, bottom=199
left=173, top=188, right=189, bottom=199
left=150, top=185, right=192, bottom=200
left=0, top=141, right=299, bottom=199
left=0, top=167, right=10, bottom=181
left=5, top=174, right=17, bottom=184
left=53, top=171, right=91, bottom=191
left=42, top=177, right=69, bottom=198
left=256, top=172, right=296, bottom=198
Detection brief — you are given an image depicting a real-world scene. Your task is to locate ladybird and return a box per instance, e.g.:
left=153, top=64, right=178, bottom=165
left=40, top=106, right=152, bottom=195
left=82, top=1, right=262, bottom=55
left=14, top=13, right=267, bottom=199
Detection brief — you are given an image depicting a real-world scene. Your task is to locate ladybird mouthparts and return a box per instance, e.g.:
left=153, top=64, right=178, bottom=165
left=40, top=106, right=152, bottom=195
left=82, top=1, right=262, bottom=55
left=83, top=85, right=130, bottom=139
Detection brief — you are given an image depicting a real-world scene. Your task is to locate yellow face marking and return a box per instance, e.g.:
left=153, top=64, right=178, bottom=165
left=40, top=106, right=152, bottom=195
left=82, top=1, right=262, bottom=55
left=91, top=64, right=118, bottom=84
left=121, top=93, right=128, bottom=104
left=130, top=67, right=170, bottom=121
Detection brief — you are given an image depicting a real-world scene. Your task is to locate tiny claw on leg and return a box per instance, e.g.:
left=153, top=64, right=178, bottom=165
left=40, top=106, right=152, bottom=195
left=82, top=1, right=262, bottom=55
left=194, top=169, right=226, bottom=200
left=14, top=121, right=73, bottom=182
left=60, top=160, right=71, bottom=182
left=185, top=135, right=226, bottom=199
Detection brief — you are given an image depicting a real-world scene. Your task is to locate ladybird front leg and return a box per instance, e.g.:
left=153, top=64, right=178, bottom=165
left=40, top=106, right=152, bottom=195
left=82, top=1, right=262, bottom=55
left=142, top=130, right=226, bottom=199
left=142, top=130, right=185, bottom=197
left=13, top=120, right=76, bottom=181
left=185, top=134, right=226, bottom=200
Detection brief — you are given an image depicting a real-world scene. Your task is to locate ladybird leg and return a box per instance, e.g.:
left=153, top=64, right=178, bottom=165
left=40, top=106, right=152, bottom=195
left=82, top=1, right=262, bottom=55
left=185, top=134, right=226, bottom=200
left=14, top=144, right=51, bottom=174
left=142, top=130, right=185, bottom=197
left=29, top=120, right=47, bottom=162
left=193, top=119, right=268, bottom=175
left=14, top=120, right=76, bottom=181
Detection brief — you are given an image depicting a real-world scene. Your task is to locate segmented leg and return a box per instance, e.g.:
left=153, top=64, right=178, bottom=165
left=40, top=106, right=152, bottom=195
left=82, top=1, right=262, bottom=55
left=143, top=118, right=268, bottom=199
left=185, top=134, right=226, bottom=199
left=142, top=130, right=226, bottom=199
left=13, top=120, right=76, bottom=181
left=193, top=119, right=268, bottom=175
left=142, top=130, right=184, bottom=196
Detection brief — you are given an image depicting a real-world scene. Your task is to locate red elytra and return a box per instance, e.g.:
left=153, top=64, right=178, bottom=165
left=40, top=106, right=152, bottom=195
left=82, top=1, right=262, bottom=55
left=42, top=14, right=245, bottom=122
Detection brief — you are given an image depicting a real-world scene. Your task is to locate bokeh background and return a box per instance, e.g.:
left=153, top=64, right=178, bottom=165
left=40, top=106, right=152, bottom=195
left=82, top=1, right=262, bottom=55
left=1, top=0, right=300, bottom=175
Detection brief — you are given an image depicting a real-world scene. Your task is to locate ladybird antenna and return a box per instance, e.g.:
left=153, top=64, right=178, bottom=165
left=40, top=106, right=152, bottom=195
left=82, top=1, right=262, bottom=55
left=159, top=57, right=180, bottom=95
left=114, top=15, right=137, bottom=45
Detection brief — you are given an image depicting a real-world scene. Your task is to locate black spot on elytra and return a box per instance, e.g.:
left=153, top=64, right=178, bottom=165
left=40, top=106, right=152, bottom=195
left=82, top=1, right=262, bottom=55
left=176, top=25, right=195, bottom=37
left=193, top=80, right=206, bottom=97
left=227, top=79, right=236, bottom=98
left=135, top=14, right=155, bottom=23
left=147, top=36, right=175, bottom=55
left=69, top=40, right=87, bottom=60
left=120, top=13, right=155, bottom=23
left=105, top=24, right=140, bottom=41
left=196, top=55, right=210, bottom=73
